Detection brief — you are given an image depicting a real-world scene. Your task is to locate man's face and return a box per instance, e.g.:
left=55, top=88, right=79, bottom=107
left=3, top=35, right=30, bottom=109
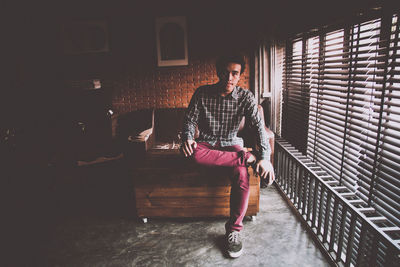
left=218, top=62, right=241, bottom=93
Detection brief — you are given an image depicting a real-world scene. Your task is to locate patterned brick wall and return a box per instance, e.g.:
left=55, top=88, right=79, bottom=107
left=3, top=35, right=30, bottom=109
left=5, top=2, right=255, bottom=123
left=111, top=56, right=250, bottom=115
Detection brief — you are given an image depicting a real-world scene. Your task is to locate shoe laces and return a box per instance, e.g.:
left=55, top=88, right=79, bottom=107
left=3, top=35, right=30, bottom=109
left=228, top=231, right=240, bottom=244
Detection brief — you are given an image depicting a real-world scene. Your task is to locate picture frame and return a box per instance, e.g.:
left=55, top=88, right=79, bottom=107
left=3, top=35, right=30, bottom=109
left=62, top=20, right=109, bottom=54
left=155, top=16, right=188, bottom=67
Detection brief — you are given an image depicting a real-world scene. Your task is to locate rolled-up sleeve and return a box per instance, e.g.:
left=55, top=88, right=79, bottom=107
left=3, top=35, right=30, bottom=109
left=244, top=94, right=271, bottom=160
left=182, top=89, right=200, bottom=141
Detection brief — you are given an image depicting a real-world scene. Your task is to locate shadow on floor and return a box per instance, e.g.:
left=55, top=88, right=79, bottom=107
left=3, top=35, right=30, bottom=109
left=3, top=158, right=137, bottom=267
left=55, top=159, right=137, bottom=220
left=3, top=158, right=331, bottom=267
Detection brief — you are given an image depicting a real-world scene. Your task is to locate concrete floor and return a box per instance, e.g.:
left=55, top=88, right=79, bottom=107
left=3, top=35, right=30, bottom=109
left=5, top=160, right=331, bottom=267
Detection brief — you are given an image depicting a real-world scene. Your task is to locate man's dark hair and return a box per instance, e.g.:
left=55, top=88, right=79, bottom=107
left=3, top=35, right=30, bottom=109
left=216, top=54, right=246, bottom=76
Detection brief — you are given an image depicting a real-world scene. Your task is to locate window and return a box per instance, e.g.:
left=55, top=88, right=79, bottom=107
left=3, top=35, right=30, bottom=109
left=255, top=41, right=284, bottom=135
left=281, top=11, right=400, bottom=229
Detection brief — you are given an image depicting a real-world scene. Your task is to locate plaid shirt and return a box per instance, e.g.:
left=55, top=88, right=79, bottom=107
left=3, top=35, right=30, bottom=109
left=182, top=84, right=271, bottom=160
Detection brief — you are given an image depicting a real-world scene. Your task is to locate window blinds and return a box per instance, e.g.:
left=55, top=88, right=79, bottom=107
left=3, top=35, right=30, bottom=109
left=282, top=39, right=310, bottom=154
left=282, top=12, right=400, bottom=228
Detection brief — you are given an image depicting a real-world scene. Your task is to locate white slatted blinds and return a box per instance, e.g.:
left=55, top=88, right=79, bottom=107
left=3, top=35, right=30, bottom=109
left=282, top=12, right=400, bottom=228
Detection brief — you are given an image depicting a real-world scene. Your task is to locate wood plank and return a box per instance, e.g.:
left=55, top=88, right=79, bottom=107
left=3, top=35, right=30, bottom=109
left=136, top=197, right=231, bottom=208
left=368, top=216, right=388, bottom=223
left=133, top=178, right=259, bottom=187
left=135, top=186, right=231, bottom=198
left=131, top=152, right=260, bottom=218
left=135, top=184, right=259, bottom=198
left=137, top=205, right=259, bottom=218
left=133, top=169, right=259, bottom=186
left=135, top=194, right=260, bottom=208
left=358, top=207, right=375, bottom=213
left=380, top=227, right=400, bottom=233
left=137, top=207, right=231, bottom=217
left=133, top=176, right=260, bottom=186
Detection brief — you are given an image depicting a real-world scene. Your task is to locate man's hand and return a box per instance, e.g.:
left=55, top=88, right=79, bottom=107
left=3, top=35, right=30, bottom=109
left=181, top=140, right=197, bottom=157
left=255, top=159, right=275, bottom=185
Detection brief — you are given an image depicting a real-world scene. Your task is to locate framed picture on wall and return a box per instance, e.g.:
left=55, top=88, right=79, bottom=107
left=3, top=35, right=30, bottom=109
left=62, top=20, right=109, bottom=54
left=155, top=16, right=188, bottom=67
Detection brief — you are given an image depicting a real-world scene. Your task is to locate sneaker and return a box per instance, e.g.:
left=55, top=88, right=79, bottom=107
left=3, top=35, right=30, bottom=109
left=226, top=231, right=243, bottom=258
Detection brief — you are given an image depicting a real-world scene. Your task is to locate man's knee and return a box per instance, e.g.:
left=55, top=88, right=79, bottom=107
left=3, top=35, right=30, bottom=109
left=191, top=145, right=205, bottom=164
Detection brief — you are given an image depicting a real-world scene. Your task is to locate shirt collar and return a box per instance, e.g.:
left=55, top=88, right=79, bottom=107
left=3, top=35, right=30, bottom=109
left=214, top=84, right=239, bottom=99
left=231, top=86, right=239, bottom=99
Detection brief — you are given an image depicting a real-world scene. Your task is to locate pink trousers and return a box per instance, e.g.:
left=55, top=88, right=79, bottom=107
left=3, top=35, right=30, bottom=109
left=191, top=142, right=251, bottom=232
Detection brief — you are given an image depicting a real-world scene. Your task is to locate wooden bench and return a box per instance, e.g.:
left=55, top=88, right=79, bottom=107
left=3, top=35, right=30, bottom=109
left=121, top=107, right=273, bottom=222
left=131, top=149, right=260, bottom=222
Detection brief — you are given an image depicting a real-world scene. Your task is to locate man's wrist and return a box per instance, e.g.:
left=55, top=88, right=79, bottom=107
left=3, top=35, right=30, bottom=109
left=259, top=151, right=271, bottom=161
left=180, top=134, right=191, bottom=142
left=252, top=150, right=269, bottom=161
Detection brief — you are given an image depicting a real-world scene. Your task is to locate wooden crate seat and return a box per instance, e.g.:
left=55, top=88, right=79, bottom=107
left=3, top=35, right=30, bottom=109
left=121, top=106, right=274, bottom=220
left=131, top=148, right=260, bottom=219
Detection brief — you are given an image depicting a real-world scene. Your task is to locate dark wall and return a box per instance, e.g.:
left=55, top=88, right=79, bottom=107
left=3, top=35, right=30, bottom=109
left=3, top=0, right=384, bottom=122
left=3, top=1, right=258, bottom=120
left=2, top=0, right=261, bottom=163
left=1, top=0, right=385, bottom=159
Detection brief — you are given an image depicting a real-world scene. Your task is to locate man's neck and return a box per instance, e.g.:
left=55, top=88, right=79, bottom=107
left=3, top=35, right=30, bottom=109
left=216, top=82, right=234, bottom=97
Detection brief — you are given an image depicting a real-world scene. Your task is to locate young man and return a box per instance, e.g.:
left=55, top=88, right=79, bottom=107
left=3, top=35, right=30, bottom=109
left=181, top=54, right=275, bottom=258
